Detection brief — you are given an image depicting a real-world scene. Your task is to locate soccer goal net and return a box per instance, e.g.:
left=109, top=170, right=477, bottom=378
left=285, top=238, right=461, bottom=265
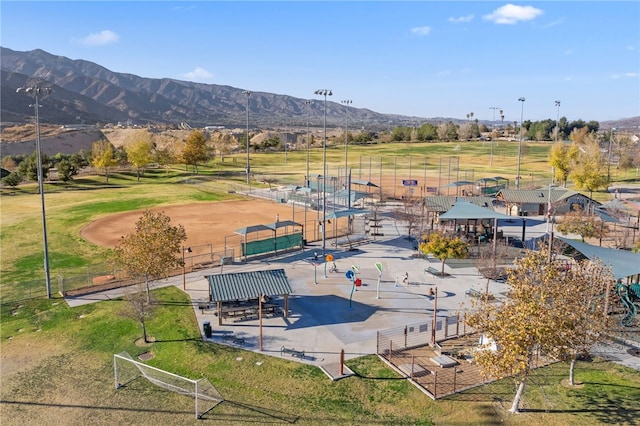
left=114, top=351, right=223, bottom=419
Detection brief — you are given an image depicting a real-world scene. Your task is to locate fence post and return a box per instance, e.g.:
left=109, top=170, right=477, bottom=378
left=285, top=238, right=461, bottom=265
left=463, top=312, right=467, bottom=334
left=456, top=313, right=460, bottom=336
left=411, top=354, right=415, bottom=379
left=453, top=367, right=457, bottom=392
left=434, top=371, right=437, bottom=398
left=404, top=325, right=408, bottom=348
left=445, top=316, right=449, bottom=338
left=389, top=341, right=392, bottom=362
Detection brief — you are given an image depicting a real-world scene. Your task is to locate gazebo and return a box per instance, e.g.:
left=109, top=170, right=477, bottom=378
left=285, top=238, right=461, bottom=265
left=205, top=268, right=293, bottom=325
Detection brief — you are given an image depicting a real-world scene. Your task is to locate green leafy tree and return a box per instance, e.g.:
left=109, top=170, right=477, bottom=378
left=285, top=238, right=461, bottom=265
left=125, top=131, right=153, bottom=181
left=153, top=145, right=176, bottom=174
left=56, top=158, right=77, bottom=183
left=417, top=123, right=438, bottom=141
left=91, top=139, right=118, bottom=183
left=182, top=130, right=208, bottom=173
left=17, top=151, right=51, bottom=184
left=2, top=171, right=22, bottom=188
left=112, top=210, right=187, bottom=306
left=419, top=232, right=468, bottom=275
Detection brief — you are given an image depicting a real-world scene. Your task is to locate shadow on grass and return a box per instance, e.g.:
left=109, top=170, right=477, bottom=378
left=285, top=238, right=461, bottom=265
left=219, top=399, right=299, bottom=424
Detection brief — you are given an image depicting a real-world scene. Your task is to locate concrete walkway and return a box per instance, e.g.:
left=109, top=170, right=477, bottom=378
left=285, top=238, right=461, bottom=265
left=66, top=215, right=640, bottom=374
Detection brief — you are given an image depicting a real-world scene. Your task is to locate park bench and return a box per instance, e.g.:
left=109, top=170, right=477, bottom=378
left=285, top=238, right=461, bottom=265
left=465, top=288, right=483, bottom=298
left=465, top=288, right=494, bottom=300
left=281, top=346, right=306, bottom=359
left=425, top=266, right=442, bottom=277
left=336, top=235, right=368, bottom=250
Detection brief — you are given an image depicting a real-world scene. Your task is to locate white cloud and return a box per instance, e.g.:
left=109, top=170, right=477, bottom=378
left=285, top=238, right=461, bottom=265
left=76, top=30, right=120, bottom=46
left=449, top=14, right=474, bottom=23
left=626, top=45, right=636, bottom=51
left=411, top=26, right=432, bottom=36
left=541, top=19, right=564, bottom=28
left=183, top=67, right=214, bottom=82
left=483, top=4, right=543, bottom=25
left=611, top=72, right=638, bottom=79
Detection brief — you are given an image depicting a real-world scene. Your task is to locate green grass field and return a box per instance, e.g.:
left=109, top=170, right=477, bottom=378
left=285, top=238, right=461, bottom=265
left=1, top=141, right=638, bottom=425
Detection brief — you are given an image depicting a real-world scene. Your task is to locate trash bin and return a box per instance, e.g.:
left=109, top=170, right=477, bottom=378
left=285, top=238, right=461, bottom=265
left=203, top=321, right=212, bottom=338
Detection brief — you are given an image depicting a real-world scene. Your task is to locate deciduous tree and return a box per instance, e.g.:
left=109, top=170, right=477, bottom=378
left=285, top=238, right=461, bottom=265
left=548, top=258, right=613, bottom=386
left=467, top=249, right=614, bottom=412
left=556, top=208, right=607, bottom=243
left=91, top=139, right=118, bottom=183
left=124, top=130, right=153, bottom=181
left=466, top=249, right=563, bottom=413
left=182, top=130, right=208, bottom=173
left=549, top=142, right=578, bottom=187
left=112, top=210, right=187, bottom=304
left=419, top=232, right=468, bottom=275
left=121, top=284, right=155, bottom=344
left=569, top=136, right=608, bottom=198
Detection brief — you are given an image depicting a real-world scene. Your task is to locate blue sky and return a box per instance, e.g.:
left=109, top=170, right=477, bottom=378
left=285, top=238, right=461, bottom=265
left=2, top=1, right=639, bottom=122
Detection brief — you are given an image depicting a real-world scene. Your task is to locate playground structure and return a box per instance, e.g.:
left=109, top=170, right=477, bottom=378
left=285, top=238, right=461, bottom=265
left=616, top=282, right=640, bottom=327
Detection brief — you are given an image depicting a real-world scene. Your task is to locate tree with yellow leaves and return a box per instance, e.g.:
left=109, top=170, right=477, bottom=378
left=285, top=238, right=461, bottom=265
left=112, top=210, right=187, bottom=302
left=124, top=130, right=153, bottom=181
left=467, top=248, right=613, bottom=412
left=91, top=139, right=118, bottom=183
left=419, top=232, right=468, bottom=276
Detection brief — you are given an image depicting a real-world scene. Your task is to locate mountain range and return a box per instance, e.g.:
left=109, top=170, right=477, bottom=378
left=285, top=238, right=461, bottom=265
left=1, top=47, right=638, bottom=132
left=0, top=47, right=423, bottom=130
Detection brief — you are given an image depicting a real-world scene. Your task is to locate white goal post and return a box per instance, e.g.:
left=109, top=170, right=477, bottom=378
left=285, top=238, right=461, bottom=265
left=114, top=351, right=223, bottom=419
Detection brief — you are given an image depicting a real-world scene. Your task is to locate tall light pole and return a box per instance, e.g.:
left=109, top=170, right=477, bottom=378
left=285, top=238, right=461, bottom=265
left=243, top=90, right=252, bottom=185
left=341, top=100, right=352, bottom=176
left=304, top=100, right=313, bottom=244
left=341, top=99, right=352, bottom=208
left=314, top=89, right=332, bottom=255
left=305, top=100, right=313, bottom=188
left=489, top=106, right=500, bottom=167
left=516, top=97, right=525, bottom=189
left=554, top=100, right=561, bottom=144
left=17, top=85, right=52, bottom=298
left=608, top=128, right=615, bottom=182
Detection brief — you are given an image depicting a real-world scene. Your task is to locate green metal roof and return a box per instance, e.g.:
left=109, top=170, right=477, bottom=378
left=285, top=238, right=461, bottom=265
left=438, top=200, right=513, bottom=221
left=323, top=208, right=371, bottom=220
left=497, top=188, right=569, bottom=204
left=423, top=196, right=495, bottom=212
left=206, top=268, right=293, bottom=302
left=234, top=220, right=302, bottom=235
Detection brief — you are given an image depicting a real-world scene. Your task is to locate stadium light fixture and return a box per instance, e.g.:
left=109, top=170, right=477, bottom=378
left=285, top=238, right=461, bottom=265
left=516, top=97, right=525, bottom=189
left=16, top=85, right=52, bottom=298
left=314, top=89, right=332, bottom=256
left=243, top=90, right=252, bottom=185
